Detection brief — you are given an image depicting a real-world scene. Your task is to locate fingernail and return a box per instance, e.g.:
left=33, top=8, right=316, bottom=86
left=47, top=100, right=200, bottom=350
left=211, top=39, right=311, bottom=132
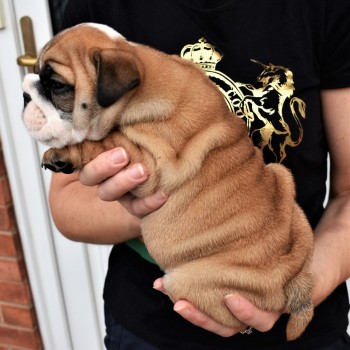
left=129, top=164, right=146, bottom=179
left=224, top=294, right=240, bottom=309
left=153, top=191, right=167, bottom=202
left=173, top=304, right=190, bottom=317
left=110, top=148, right=127, bottom=164
left=153, top=279, right=162, bottom=290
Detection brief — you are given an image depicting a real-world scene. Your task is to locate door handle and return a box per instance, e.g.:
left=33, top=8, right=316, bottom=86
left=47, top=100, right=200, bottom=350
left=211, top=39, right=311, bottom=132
left=17, top=16, right=37, bottom=72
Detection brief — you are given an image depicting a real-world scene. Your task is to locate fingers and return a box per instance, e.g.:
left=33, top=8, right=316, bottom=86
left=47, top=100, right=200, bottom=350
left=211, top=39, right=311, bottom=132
left=97, top=163, right=148, bottom=201
left=153, top=278, right=242, bottom=337
left=78, top=147, right=167, bottom=217
left=121, top=191, right=167, bottom=217
left=79, top=147, right=129, bottom=186
left=153, top=278, right=167, bottom=294
left=79, top=147, right=148, bottom=201
left=224, top=294, right=280, bottom=333
left=153, top=278, right=280, bottom=337
left=173, top=300, right=238, bottom=337
left=173, top=295, right=280, bottom=336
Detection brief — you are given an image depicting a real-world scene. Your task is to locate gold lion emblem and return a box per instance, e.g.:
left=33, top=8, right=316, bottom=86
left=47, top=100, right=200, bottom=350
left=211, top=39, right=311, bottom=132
left=181, top=39, right=306, bottom=163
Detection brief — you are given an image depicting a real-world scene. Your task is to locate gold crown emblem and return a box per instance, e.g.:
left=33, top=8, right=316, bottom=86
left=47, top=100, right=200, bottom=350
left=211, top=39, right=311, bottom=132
left=181, top=38, right=223, bottom=70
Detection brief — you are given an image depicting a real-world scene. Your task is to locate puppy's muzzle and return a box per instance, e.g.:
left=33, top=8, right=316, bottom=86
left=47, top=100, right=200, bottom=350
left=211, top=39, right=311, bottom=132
left=23, top=92, right=32, bottom=108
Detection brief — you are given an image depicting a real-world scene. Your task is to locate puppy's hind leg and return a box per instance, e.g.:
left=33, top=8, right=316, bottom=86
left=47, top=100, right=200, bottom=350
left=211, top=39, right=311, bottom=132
left=284, top=271, right=314, bottom=340
left=162, top=259, right=248, bottom=330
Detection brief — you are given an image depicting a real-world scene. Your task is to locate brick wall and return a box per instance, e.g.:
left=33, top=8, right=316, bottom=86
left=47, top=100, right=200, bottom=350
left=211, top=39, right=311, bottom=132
left=0, top=141, right=43, bottom=350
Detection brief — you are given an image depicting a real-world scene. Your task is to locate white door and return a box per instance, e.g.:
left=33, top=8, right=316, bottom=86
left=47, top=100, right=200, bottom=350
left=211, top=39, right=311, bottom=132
left=0, top=1, right=110, bottom=349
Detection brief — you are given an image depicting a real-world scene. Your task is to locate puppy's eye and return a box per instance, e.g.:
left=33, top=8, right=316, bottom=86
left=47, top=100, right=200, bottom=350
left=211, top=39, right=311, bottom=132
left=49, top=79, right=72, bottom=94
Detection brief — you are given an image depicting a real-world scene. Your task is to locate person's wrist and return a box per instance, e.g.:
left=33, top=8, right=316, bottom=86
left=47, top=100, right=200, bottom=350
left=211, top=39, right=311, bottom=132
left=310, top=263, right=339, bottom=307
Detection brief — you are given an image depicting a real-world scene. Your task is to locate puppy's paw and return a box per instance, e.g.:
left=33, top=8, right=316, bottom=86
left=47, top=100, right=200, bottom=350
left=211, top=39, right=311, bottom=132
left=42, top=149, right=75, bottom=174
left=42, top=157, right=75, bottom=174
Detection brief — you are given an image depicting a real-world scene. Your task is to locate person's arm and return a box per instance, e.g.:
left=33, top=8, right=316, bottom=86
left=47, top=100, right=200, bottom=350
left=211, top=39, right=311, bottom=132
left=49, top=147, right=166, bottom=244
left=311, top=87, right=350, bottom=304
left=155, top=87, right=350, bottom=336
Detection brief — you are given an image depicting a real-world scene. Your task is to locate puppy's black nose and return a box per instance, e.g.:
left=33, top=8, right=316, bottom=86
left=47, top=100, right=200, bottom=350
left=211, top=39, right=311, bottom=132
left=23, top=92, right=32, bottom=108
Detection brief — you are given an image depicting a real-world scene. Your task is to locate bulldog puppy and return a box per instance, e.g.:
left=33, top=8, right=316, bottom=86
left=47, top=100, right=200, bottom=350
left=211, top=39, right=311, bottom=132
left=22, top=23, right=314, bottom=340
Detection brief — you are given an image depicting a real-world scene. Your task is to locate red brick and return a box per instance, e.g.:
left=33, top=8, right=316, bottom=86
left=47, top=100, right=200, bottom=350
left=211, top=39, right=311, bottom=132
left=0, top=325, right=41, bottom=349
left=0, top=281, right=32, bottom=305
left=0, top=258, right=26, bottom=281
left=0, top=152, right=5, bottom=177
left=0, top=206, right=16, bottom=231
left=0, top=233, right=20, bottom=257
left=0, top=178, right=11, bottom=206
left=2, top=304, right=37, bottom=328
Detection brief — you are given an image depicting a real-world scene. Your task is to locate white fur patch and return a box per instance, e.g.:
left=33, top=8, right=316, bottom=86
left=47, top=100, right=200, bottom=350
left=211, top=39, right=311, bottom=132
left=22, top=74, right=87, bottom=148
left=84, top=23, right=124, bottom=41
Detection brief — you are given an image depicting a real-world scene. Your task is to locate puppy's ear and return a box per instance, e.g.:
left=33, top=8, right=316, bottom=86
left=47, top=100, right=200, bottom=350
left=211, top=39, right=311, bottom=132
left=91, top=49, right=141, bottom=108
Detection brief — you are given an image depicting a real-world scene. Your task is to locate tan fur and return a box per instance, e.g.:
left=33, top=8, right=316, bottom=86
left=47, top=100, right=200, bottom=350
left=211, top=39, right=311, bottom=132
left=27, top=24, right=314, bottom=340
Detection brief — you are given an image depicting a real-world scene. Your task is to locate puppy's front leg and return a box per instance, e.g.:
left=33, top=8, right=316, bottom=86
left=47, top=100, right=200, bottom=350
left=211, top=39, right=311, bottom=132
left=41, top=131, right=144, bottom=174
left=42, top=140, right=110, bottom=174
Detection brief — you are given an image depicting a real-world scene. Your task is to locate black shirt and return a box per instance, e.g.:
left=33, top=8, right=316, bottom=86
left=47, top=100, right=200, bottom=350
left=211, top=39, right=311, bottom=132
left=61, top=0, right=350, bottom=348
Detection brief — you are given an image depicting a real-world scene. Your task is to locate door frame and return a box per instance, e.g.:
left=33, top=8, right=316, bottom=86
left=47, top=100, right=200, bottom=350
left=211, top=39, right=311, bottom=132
left=0, top=1, right=109, bottom=349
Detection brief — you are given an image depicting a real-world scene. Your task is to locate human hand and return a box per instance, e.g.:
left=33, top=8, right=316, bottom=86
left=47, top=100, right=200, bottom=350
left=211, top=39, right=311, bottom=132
left=79, top=147, right=167, bottom=217
left=153, top=278, right=280, bottom=337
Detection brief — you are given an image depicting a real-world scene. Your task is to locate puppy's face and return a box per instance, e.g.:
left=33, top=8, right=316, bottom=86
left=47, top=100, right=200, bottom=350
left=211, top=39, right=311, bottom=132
left=22, top=23, right=142, bottom=148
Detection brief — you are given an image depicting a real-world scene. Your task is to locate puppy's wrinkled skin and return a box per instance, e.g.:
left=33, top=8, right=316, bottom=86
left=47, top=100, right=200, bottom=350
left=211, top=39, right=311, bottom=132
left=22, top=23, right=314, bottom=340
